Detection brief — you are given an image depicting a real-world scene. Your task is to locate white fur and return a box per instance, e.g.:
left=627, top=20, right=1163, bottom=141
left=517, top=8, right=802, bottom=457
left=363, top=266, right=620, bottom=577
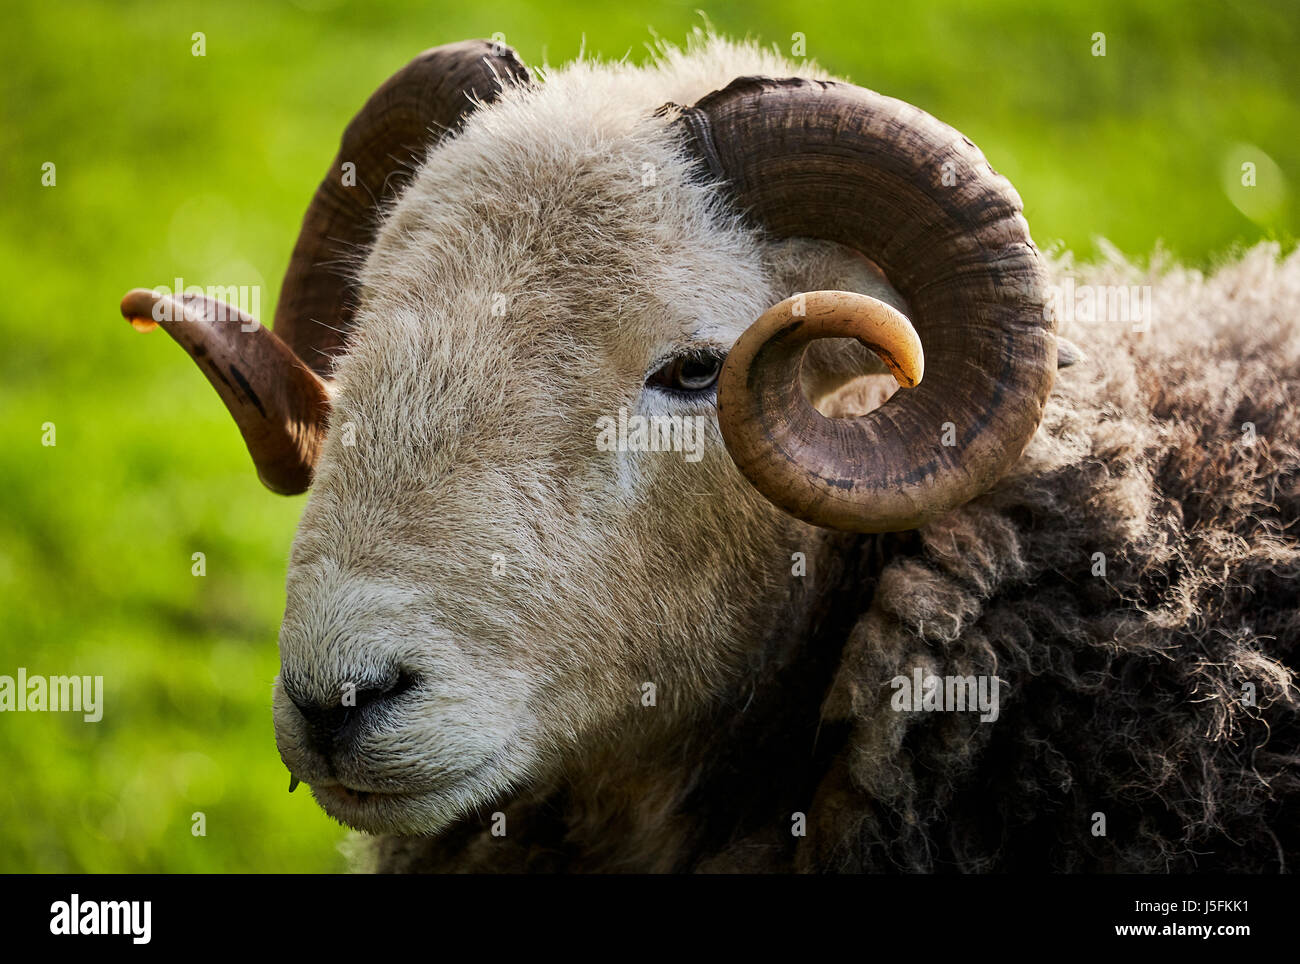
left=274, top=33, right=916, bottom=840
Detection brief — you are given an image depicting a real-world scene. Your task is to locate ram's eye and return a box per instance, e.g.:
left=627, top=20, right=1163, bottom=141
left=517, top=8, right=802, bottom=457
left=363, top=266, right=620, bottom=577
left=648, top=351, right=724, bottom=394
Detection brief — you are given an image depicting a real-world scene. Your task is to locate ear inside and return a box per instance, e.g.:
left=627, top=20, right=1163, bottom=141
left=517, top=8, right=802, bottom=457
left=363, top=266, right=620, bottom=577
left=761, top=238, right=914, bottom=413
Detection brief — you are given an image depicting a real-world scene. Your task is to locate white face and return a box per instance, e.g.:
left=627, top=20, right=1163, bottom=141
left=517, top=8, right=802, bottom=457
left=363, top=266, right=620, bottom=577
left=268, top=78, right=902, bottom=834
left=270, top=111, right=804, bottom=834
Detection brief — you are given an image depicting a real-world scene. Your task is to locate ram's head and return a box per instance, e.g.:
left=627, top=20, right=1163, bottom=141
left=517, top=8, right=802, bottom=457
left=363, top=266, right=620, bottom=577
left=119, top=40, right=1055, bottom=835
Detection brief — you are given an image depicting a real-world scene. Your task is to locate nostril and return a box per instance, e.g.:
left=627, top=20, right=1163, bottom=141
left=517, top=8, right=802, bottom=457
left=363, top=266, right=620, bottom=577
left=291, top=698, right=345, bottom=734
left=349, top=683, right=390, bottom=713
left=387, top=670, right=417, bottom=702
left=286, top=672, right=416, bottom=757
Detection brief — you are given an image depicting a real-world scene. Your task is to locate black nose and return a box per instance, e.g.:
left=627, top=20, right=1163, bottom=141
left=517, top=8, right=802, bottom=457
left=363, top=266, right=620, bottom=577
left=288, top=674, right=412, bottom=758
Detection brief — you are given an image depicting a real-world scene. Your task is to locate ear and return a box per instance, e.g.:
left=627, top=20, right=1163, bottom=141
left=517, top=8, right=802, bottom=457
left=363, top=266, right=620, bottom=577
left=761, top=238, right=911, bottom=408
left=1056, top=336, right=1085, bottom=368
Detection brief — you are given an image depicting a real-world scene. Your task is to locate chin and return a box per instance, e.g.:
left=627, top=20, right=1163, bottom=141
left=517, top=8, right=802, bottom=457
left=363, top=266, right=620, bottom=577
left=310, top=781, right=464, bottom=836
left=306, top=746, right=535, bottom=836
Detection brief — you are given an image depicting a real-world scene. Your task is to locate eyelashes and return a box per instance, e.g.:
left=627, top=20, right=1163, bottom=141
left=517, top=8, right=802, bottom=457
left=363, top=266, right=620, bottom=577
left=646, top=350, right=724, bottom=395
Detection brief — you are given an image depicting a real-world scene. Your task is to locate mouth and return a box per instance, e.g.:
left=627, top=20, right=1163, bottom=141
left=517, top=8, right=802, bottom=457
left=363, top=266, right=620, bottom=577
left=302, top=757, right=507, bottom=835
left=307, top=779, right=451, bottom=834
left=284, top=729, right=530, bottom=834
left=313, top=780, right=407, bottom=806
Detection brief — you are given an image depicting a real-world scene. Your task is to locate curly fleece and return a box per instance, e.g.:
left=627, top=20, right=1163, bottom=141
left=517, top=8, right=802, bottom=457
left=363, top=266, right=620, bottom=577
left=809, top=242, right=1300, bottom=872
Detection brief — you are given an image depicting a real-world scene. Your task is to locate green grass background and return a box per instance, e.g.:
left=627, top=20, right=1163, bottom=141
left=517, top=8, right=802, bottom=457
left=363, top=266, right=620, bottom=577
left=0, top=0, right=1295, bottom=872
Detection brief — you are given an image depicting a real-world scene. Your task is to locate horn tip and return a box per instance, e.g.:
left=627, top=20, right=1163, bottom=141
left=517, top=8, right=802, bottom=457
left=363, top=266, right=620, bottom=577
left=120, top=288, right=161, bottom=331
left=894, top=344, right=924, bottom=388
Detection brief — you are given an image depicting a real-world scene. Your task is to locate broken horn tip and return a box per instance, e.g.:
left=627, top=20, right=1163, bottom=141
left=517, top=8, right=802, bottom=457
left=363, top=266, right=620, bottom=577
left=119, top=288, right=162, bottom=331
left=119, top=287, right=157, bottom=315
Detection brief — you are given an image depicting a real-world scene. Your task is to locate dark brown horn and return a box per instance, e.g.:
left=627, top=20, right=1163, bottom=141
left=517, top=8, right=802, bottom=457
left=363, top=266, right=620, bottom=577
left=120, top=288, right=331, bottom=495
left=679, top=77, right=1055, bottom=532
left=275, top=39, right=532, bottom=375
left=117, top=40, right=532, bottom=493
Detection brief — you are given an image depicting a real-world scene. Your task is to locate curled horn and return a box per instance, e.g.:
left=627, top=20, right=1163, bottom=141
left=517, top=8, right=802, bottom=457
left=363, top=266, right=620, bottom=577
left=678, top=78, right=1056, bottom=532
left=118, top=40, right=532, bottom=493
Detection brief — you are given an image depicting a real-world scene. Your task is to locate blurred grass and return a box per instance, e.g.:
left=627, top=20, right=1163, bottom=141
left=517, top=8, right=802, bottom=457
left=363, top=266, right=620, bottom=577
left=0, top=0, right=1295, bottom=872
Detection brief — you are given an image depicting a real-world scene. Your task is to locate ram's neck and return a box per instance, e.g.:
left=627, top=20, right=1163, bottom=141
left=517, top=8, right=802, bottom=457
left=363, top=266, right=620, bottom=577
left=564, top=544, right=872, bottom=872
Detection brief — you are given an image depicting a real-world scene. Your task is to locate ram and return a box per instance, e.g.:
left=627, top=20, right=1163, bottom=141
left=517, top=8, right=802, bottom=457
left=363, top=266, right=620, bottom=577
left=118, top=34, right=1299, bottom=872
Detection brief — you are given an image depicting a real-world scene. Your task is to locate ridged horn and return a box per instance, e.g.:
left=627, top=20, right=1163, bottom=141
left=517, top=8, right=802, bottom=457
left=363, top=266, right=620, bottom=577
left=117, top=40, right=532, bottom=493
left=120, top=288, right=331, bottom=495
left=679, top=77, right=1055, bottom=532
left=275, top=39, right=532, bottom=374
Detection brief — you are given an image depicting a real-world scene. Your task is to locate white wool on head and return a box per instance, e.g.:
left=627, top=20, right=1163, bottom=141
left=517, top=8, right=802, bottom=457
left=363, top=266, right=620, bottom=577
left=274, top=32, right=883, bottom=839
